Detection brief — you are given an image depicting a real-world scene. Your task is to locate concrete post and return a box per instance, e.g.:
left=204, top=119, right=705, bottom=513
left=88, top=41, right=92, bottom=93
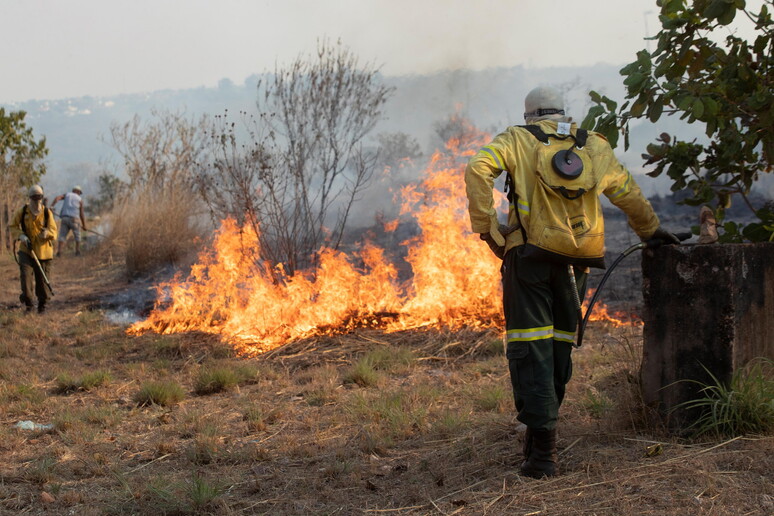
left=640, top=243, right=774, bottom=430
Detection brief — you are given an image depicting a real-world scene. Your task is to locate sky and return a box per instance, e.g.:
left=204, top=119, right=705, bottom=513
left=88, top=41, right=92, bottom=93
left=1, top=0, right=674, bottom=103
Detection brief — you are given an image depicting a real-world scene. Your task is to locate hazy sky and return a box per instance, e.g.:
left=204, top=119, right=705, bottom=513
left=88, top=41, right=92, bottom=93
left=1, top=0, right=669, bottom=103
left=1, top=0, right=762, bottom=103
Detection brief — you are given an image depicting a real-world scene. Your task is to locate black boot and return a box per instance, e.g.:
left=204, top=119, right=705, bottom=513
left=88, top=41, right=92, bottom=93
left=520, top=428, right=557, bottom=478
left=38, top=302, right=46, bottom=314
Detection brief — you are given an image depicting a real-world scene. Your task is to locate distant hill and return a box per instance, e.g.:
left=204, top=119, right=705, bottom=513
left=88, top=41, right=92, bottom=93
left=3, top=65, right=772, bottom=201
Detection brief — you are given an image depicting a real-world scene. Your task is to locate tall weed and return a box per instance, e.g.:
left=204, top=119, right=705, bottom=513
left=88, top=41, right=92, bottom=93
left=677, top=358, right=774, bottom=438
left=107, top=182, right=206, bottom=277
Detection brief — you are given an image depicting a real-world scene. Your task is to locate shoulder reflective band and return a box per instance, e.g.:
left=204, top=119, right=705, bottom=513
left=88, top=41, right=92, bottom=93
left=507, top=326, right=553, bottom=342
left=554, top=329, right=576, bottom=343
left=481, top=146, right=505, bottom=170
left=609, top=171, right=632, bottom=199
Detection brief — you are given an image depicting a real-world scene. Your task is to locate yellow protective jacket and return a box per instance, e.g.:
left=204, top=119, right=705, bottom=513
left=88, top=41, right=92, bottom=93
left=10, top=205, right=58, bottom=260
left=465, top=120, right=660, bottom=265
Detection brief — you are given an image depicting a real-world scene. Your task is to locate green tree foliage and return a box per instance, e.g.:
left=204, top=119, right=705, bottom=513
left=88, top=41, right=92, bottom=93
left=0, top=108, right=48, bottom=188
left=89, top=172, right=128, bottom=216
left=582, top=0, right=773, bottom=242
left=0, top=108, right=48, bottom=248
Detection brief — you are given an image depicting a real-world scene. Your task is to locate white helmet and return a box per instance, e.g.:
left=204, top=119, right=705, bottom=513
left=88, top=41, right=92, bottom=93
left=73, top=185, right=82, bottom=193
left=524, top=86, right=565, bottom=121
left=28, top=184, right=44, bottom=197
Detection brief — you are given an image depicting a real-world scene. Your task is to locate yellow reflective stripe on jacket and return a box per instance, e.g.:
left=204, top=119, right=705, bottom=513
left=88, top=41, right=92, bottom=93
left=609, top=170, right=632, bottom=199
left=481, top=146, right=505, bottom=170
left=554, top=329, right=576, bottom=343
left=507, top=326, right=553, bottom=342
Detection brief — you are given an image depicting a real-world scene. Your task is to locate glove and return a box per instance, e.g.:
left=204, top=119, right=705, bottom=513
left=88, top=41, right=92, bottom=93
left=480, top=233, right=505, bottom=260
left=19, top=234, right=31, bottom=247
left=649, top=226, right=681, bottom=245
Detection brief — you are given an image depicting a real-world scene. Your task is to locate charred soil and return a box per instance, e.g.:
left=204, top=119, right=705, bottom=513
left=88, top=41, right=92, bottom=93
left=0, top=252, right=771, bottom=515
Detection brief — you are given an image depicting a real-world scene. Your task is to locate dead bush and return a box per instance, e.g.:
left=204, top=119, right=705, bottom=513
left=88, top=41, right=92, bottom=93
left=108, top=182, right=206, bottom=277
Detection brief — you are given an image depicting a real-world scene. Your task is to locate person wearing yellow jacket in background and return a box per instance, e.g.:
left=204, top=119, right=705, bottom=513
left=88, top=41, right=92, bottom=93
left=465, top=86, right=679, bottom=479
left=10, top=185, right=58, bottom=313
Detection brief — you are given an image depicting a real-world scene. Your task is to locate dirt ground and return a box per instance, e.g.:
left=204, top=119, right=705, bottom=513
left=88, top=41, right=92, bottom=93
left=0, top=250, right=771, bottom=515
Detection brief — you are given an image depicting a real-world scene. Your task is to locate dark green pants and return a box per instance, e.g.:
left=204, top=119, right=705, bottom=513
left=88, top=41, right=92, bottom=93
left=502, top=247, right=587, bottom=430
left=18, top=252, right=51, bottom=309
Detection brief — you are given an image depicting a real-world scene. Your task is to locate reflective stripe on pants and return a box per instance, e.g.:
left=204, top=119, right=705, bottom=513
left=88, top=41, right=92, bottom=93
left=502, top=246, right=587, bottom=430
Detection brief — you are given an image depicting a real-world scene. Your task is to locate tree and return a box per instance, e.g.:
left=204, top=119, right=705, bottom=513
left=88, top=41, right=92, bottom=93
left=89, top=172, right=128, bottom=216
left=199, top=39, right=393, bottom=274
left=108, top=109, right=210, bottom=193
left=0, top=108, right=48, bottom=249
left=583, top=0, right=773, bottom=242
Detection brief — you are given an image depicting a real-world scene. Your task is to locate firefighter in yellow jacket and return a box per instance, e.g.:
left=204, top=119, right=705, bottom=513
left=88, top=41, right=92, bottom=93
left=10, top=185, right=58, bottom=313
left=465, top=86, right=678, bottom=479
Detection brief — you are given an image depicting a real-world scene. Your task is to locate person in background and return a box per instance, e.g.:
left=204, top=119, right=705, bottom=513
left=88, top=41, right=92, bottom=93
left=52, top=185, right=87, bottom=257
left=10, top=185, right=58, bottom=313
left=465, top=85, right=679, bottom=479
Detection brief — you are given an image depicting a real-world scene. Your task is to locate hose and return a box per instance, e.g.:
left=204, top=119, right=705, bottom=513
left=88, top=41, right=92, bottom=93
left=574, top=232, right=691, bottom=348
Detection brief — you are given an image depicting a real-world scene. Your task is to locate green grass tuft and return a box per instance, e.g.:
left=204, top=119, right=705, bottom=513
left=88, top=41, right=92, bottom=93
left=678, top=358, right=774, bottom=438
left=342, top=359, right=382, bottom=387
left=474, top=385, right=508, bottom=412
left=135, top=380, right=186, bottom=407
left=55, top=370, right=112, bottom=394
left=194, top=367, right=240, bottom=395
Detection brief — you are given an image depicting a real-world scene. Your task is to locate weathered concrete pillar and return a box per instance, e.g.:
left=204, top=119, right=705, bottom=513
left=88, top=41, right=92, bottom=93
left=640, top=243, right=774, bottom=429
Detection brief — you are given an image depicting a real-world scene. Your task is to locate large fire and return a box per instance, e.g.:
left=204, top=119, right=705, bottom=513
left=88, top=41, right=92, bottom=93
left=129, top=127, right=638, bottom=354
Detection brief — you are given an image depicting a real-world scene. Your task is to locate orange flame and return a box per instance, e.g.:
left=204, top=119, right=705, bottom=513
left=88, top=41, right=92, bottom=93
left=582, top=289, right=643, bottom=327
left=129, top=127, right=640, bottom=354
left=129, top=128, right=504, bottom=354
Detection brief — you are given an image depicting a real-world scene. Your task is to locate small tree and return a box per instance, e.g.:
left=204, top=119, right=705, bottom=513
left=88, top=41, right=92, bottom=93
left=89, top=172, right=128, bottom=216
left=199, top=40, right=393, bottom=274
left=583, top=0, right=773, bottom=242
left=0, top=109, right=48, bottom=249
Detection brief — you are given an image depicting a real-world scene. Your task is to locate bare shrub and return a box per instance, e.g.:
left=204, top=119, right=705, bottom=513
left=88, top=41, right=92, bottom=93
left=197, top=39, right=393, bottom=274
left=103, top=110, right=210, bottom=276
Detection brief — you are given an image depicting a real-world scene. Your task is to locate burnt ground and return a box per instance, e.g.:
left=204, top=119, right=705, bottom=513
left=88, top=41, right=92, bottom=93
left=0, top=242, right=771, bottom=515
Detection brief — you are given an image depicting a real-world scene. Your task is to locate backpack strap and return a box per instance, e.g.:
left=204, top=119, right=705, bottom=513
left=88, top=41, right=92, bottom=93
left=575, top=129, right=588, bottom=148
left=19, top=205, right=51, bottom=237
left=21, top=205, right=28, bottom=235
left=519, top=125, right=550, bottom=144
left=521, top=124, right=588, bottom=147
left=504, top=172, right=529, bottom=243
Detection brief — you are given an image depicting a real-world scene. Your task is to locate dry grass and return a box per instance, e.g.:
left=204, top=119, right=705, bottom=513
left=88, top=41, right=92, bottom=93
left=0, top=252, right=771, bottom=515
left=103, top=181, right=206, bottom=277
